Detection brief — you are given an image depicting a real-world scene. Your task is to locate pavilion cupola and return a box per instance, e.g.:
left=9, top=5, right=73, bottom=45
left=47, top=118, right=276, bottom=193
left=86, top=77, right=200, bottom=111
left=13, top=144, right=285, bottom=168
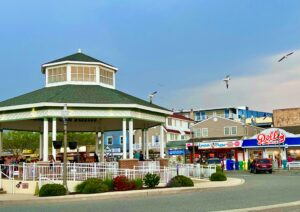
left=41, top=49, right=118, bottom=89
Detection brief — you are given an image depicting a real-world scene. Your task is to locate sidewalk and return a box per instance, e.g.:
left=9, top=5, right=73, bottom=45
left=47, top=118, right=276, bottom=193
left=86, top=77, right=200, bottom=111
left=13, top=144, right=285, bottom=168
left=0, top=178, right=244, bottom=205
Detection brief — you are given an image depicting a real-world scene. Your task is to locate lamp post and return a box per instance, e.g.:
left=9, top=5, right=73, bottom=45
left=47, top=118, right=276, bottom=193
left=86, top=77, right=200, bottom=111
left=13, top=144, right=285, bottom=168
left=191, top=131, right=196, bottom=165
left=62, top=104, right=69, bottom=193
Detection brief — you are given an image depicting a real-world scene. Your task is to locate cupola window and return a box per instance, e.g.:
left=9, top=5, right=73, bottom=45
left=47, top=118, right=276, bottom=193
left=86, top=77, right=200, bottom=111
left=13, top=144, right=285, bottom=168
left=100, top=68, right=114, bottom=86
left=47, top=66, right=67, bottom=83
left=71, top=66, right=96, bottom=82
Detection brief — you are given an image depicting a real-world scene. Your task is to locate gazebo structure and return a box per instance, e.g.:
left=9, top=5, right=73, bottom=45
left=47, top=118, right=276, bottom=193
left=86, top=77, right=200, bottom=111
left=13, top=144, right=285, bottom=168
left=0, top=50, right=171, bottom=168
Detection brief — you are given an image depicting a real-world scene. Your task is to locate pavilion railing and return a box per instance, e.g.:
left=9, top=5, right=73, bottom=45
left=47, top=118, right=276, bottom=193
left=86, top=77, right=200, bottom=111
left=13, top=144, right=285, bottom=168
left=0, top=163, right=216, bottom=189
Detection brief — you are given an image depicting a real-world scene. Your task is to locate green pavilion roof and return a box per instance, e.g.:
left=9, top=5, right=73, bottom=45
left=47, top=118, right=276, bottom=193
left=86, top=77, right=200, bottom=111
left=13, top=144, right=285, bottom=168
left=42, top=52, right=116, bottom=72
left=0, top=84, right=169, bottom=112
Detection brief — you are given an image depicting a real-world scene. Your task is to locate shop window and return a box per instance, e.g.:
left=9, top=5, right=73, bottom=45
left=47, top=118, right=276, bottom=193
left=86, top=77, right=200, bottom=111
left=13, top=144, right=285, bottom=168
left=231, top=126, right=237, bottom=135
left=107, top=136, right=113, bottom=145
left=202, top=128, right=208, bottom=137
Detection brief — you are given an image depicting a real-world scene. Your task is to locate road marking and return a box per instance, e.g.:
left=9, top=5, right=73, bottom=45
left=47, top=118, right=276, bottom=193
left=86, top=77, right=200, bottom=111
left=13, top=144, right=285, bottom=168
left=214, top=200, right=300, bottom=212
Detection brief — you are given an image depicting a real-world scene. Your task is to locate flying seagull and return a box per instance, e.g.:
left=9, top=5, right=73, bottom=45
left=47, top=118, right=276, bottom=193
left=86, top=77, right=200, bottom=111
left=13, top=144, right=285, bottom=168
left=278, top=52, right=294, bottom=62
left=149, top=91, right=157, bottom=104
left=223, top=75, right=231, bottom=89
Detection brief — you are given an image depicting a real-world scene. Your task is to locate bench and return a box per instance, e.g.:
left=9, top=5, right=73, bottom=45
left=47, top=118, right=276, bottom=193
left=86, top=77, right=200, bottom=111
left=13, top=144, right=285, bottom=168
left=287, top=161, right=300, bottom=170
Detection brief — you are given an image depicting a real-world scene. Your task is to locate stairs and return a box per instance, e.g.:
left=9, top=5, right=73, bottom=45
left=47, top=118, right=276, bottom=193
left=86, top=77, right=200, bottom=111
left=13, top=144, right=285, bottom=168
left=0, top=188, right=6, bottom=194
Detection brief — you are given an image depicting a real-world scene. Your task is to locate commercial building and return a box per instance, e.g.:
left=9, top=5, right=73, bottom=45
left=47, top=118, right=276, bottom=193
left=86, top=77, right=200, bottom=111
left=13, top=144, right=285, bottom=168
left=188, top=116, right=263, bottom=162
left=177, top=106, right=272, bottom=128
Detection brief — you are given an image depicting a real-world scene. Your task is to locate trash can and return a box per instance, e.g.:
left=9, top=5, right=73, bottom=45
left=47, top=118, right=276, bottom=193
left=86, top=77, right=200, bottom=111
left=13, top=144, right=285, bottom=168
left=226, top=159, right=231, bottom=170
left=239, top=161, right=244, bottom=170
left=235, top=161, right=239, bottom=170
left=282, top=160, right=287, bottom=170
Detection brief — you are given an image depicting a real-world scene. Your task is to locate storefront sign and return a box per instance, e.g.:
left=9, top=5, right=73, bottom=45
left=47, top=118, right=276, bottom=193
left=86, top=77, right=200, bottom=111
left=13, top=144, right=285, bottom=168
left=198, top=141, right=242, bottom=149
left=168, top=149, right=185, bottom=155
left=257, top=130, right=286, bottom=145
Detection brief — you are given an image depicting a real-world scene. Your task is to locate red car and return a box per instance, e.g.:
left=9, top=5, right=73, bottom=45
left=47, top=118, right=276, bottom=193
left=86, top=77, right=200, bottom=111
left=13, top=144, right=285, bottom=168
left=250, top=158, right=273, bottom=174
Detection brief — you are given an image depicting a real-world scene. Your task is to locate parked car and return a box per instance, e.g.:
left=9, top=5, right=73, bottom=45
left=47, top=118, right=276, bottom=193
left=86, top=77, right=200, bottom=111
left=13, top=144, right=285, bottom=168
left=250, top=158, right=272, bottom=174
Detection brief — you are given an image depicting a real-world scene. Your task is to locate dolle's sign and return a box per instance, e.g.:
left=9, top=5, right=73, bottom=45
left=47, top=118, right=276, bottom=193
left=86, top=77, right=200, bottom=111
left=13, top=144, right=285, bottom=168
left=257, top=130, right=286, bottom=145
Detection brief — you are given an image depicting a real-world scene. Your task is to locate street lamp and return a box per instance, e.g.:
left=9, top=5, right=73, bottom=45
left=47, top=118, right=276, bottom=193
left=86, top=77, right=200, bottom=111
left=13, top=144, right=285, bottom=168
left=62, top=104, right=69, bottom=193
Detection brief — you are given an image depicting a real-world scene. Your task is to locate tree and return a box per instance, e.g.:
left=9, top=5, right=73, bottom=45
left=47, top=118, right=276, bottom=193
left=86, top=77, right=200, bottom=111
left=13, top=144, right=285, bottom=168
left=3, top=131, right=39, bottom=157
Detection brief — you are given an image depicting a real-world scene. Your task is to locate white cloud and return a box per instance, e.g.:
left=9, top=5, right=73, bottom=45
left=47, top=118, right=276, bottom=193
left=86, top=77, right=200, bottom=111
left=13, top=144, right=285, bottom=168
left=164, top=50, right=300, bottom=112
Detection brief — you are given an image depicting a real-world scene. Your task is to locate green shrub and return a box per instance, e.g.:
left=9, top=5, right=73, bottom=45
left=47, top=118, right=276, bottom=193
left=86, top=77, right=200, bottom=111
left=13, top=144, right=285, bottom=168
left=167, top=175, right=194, bottom=187
left=210, top=172, right=227, bottom=181
left=144, top=173, right=160, bottom=188
left=132, top=178, right=143, bottom=189
left=103, top=178, right=114, bottom=191
left=76, top=178, right=108, bottom=194
left=216, top=166, right=223, bottom=173
left=39, top=184, right=66, bottom=197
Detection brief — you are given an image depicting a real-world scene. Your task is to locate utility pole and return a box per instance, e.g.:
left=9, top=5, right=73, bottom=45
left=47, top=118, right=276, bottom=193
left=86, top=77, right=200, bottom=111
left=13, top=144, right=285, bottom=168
left=62, top=104, right=69, bottom=193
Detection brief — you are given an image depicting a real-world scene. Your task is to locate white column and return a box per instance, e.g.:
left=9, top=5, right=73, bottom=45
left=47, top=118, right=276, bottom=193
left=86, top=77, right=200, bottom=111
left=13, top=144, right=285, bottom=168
left=100, top=132, right=105, bottom=162
left=52, top=118, right=57, bottom=160
left=39, top=133, right=43, bottom=160
left=142, top=129, right=145, bottom=157
left=43, top=118, right=49, bottom=162
left=281, top=148, right=287, bottom=160
left=262, top=148, right=267, bottom=158
left=160, top=124, right=165, bottom=158
left=244, top=149, right=249, bottom=162
left=0, top=130, right=3, bottom=157
left=145, top=129, right=149, bottom=160
left=129, top=119, right=134, bottom=159
left=122, top=119, right=127, bottom=159
left=95, top=132, right=99, bottom=154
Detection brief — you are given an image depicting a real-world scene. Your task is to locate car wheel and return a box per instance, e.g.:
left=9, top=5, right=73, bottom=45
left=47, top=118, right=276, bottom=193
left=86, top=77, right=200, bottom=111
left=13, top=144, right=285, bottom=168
left=269, top=170, right=272, bottom=174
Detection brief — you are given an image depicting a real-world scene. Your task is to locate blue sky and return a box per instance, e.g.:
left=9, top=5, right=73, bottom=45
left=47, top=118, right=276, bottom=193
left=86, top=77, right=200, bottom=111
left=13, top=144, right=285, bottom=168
left=1, top=1, right=300, bottom=111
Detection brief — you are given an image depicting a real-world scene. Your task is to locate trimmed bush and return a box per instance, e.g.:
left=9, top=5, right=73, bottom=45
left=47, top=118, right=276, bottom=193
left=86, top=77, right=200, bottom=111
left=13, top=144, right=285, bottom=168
left=39, top=184, right=66, bottom=197
left=103, top=178, right=114, bottom=191
left=210, top=172, right=227, bottom=181
left=167, top=175, right=194, bottom=187
left=144, top=173, right=160, bottom=188
left=132, top=178, right=143, bottom=189
left=216, top=165, right=223, bottom=173
left=76, top=178, right=108, bottom=194
left=113, top=175, right=134, bottom=191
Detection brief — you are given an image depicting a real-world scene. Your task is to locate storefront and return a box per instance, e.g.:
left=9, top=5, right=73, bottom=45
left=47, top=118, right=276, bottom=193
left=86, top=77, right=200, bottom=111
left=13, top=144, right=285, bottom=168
left=242, top=128, right=300, bottom=168
left=186, top=140, right=243, bottom=162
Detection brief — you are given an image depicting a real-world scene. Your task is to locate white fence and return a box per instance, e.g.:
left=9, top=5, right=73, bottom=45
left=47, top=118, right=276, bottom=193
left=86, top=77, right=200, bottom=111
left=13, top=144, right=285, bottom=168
left=1, top=162, right=216, bottom=192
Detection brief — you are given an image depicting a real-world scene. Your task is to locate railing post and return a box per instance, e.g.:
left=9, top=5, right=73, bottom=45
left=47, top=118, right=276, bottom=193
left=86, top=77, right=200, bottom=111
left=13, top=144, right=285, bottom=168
left=73, top=163, right=76, bottom=181
left=33, top=163, right=36, bottom=181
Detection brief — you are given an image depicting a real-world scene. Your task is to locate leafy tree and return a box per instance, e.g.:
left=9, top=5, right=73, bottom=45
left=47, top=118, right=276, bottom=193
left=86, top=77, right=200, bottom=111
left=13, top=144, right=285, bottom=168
left=3, top=131, right=39, bottom=157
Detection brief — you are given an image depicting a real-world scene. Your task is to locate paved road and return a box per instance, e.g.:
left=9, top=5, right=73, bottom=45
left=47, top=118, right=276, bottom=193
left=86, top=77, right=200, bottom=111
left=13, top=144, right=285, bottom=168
left=2, top=172, right=300, bottom=212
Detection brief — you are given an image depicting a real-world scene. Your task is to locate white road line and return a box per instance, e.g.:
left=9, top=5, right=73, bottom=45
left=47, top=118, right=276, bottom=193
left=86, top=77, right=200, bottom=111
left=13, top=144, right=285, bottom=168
left=214, top=200, right=300, bottom=212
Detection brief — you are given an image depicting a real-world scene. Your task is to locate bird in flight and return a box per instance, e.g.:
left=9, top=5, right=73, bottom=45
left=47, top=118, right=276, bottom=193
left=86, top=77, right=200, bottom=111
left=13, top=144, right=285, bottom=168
left=278, top=52, right=294, bottom=62
left=223, top=75, right=231, bottom=89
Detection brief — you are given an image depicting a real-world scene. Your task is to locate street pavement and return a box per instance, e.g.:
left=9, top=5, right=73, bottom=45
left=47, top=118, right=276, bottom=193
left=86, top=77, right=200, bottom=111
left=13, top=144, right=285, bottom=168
left=2, top=171, right=300, bottom=212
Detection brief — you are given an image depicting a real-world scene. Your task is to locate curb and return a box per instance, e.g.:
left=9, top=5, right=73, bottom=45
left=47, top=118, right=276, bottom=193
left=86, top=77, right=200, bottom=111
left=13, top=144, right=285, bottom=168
left=0, top=178, right=245, bottom=205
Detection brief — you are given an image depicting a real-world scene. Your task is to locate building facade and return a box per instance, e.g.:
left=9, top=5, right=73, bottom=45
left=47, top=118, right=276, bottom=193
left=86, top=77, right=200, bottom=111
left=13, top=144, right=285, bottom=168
left=273, top=108, right=300, bottom=134
left=177, top=106, right=272, bottom=128
left=188, top=116, right=263, bottom=162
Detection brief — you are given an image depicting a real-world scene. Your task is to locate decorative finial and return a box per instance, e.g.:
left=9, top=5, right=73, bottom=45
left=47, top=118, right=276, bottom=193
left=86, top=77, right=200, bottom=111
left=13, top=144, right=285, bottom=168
left=78, top=48, right=82, bottom=53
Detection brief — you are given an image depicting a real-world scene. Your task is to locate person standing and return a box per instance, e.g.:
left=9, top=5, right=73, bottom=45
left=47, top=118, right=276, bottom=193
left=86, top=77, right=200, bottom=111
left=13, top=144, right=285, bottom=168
left=139, top=151, right=144, bottom=161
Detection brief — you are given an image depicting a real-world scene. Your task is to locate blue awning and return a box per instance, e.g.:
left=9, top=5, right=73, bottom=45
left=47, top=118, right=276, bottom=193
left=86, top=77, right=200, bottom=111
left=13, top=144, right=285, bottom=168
left=243, top=137, right=300, bottom=148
